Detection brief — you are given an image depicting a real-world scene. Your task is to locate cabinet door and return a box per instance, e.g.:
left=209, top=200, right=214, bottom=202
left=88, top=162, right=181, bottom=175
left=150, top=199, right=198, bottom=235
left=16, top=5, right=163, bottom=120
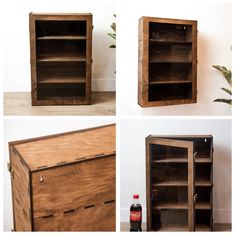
left=146, top=137, right=195, bottom=231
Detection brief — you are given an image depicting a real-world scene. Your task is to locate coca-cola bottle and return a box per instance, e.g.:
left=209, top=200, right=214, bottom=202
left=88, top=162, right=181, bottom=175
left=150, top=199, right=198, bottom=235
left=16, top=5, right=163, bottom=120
left=130, top=194, right=142, bottom=232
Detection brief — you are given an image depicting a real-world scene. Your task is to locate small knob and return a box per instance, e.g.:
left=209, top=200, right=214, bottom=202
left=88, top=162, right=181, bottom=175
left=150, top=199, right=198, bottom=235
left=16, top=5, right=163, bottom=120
left=39, top=176, right=44, bottom=182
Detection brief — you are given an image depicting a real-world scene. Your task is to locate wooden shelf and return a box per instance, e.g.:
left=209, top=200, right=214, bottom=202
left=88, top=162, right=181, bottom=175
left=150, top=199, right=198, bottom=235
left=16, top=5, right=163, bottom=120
left=37, top=35, right=87, bottom=40
left=195, top=224, right=211, bottom=231
left=195, top=158, right=212, bottom=163
left=153, top=158, right=188, bottom=163
left=153, top=225, right=188, bottom=231
left=149, top=39, right=192, bottom=44
left=153, top=180, right=188, bottom=187
left=153, top=202, right=211, bottom=210
left=149, top=59, right=192, bottom=63
left=153, top=180, right=212, bottom=187
left=149, top=80, right=192, bottom=85
left=38, top=76, right=86, bottom=84
left=153, top=224, right=211, bottom=232
left=37, top=54, right=86, bottom=62
left=153, top=202, right=188, bottom=210
left=196, top=180, right=212, bottom=187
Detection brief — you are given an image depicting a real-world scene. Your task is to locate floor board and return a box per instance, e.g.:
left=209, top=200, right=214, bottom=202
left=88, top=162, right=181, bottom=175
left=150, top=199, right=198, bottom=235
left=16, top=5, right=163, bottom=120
left=120, top=222, right=231, bottom=232
left=4, top=92, right=115, bottom=116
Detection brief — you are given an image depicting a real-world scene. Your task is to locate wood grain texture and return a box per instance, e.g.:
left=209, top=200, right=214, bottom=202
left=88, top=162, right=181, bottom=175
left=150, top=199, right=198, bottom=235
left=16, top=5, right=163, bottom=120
left=9, top=124, right=116, bottom=231
left=9, top=147, right=32, bottom=231
left=12, top=124, right=115, bottom=171
left=32, top=156, right=115, bottom=231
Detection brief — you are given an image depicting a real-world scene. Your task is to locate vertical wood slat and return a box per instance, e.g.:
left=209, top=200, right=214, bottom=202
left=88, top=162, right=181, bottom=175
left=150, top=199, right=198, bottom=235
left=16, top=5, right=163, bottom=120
left=188, top=142, right=194, bottom=231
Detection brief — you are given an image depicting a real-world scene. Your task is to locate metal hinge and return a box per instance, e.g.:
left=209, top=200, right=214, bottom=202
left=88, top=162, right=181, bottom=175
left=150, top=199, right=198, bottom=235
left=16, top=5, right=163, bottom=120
left=7, top=162, right=14, bottom=179
left=193, top=152, right=197, bottom=160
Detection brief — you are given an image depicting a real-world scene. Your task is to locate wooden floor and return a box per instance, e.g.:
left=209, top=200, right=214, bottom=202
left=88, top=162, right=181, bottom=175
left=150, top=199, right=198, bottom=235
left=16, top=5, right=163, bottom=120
left=4, top=92, right=115, bottom=116
left=121, top=222, right=231, bottom=232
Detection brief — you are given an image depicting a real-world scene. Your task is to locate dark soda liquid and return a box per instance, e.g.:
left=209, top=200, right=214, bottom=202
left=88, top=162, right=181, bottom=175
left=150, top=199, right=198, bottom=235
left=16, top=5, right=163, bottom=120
left=130, top=203, right=142, bottom=232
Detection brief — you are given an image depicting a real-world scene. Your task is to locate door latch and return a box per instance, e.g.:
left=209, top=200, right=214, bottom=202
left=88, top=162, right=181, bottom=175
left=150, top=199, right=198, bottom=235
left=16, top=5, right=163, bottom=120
left=193, top=194, right=198, bottom=202
left=7, top=162, right=14, bottom=179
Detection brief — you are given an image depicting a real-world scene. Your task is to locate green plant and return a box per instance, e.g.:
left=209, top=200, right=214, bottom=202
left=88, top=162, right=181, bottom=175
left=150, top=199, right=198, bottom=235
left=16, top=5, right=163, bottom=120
left=108, top=14, right=116, bottom=48
left=213, top=65, right=232, bottom=105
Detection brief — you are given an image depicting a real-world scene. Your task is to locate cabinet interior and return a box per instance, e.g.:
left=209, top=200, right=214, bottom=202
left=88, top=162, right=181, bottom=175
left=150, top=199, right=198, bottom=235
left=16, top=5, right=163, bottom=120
left=147, top=136, right=212, bottom=231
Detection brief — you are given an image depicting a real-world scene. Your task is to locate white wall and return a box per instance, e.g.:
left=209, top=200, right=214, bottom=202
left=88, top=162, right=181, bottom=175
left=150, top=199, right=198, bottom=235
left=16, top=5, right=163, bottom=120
left=2, top=0, right=116, bottom=92
left=120, top=119, right=231, bottom=223
left=117, top=0, right=232, bottom=115
left=3, top=118, right=115, bottom=231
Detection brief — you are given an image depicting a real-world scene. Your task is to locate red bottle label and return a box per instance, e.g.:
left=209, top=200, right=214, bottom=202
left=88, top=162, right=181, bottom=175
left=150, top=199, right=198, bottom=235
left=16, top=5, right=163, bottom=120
left=130, top=211, right=142, bottom=221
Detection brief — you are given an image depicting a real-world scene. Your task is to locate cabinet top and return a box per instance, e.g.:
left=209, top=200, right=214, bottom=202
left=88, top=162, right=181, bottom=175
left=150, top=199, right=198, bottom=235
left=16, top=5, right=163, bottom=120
left=30, top=12, right=92, bottom=16
left=29, top=12, right=92, bottom=20
left=9, top=124, right=115, bottom=172
left=140, top=16, right=197, bottom=25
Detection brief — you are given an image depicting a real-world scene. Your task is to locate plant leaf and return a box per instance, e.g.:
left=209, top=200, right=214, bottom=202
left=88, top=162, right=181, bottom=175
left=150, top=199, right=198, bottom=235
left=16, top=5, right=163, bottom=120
left=111, top=22, right=116, bottom=32
left=213, top=65, right=232, bottom=86
left=108, top=33, right=116, bottom=40
left=214, top=98, right=232, bottom=105
left=220, top=87, right=232, bottom=95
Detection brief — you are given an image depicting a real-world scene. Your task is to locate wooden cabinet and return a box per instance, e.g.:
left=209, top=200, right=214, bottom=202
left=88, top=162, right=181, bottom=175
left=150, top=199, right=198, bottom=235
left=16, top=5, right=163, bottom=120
left=29, top=13, right=92, bottom=105
left=138, top=17, right=197, bottom=107
left=8, top=124, right=115, bottom=231
left=146, top=135, right=213, bottom=231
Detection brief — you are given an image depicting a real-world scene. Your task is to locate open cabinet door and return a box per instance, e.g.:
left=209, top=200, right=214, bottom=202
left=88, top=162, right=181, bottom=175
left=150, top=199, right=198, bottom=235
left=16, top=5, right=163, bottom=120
left=146, top=136, right=195, bottom=231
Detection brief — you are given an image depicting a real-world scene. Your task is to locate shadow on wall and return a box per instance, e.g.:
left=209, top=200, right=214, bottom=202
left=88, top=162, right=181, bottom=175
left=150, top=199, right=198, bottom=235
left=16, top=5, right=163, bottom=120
left=213, top=144, right=231, bottom=222
left=92, top=29, right=116, bottom=91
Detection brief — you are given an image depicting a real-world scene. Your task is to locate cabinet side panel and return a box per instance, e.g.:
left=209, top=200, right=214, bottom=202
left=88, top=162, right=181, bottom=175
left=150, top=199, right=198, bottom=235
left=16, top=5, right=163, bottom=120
left=86, top=15, right=92, bottom=104
left=145, top=138, right=151, bottom=230
left=32, top=155, right=115, bottom=231
left=138, top=17, right=149, bottom=107
left=10, top=146, right=32, bottom=231
left=192, top=21, right=197, bottom=103
left=29, top=14, right=37, bottom=105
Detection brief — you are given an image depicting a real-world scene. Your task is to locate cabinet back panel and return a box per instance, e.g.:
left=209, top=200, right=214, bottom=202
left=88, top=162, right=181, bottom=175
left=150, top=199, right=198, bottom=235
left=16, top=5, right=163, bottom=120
left=36, top=20, right=87, bottom=37
left=149, top=83, right=192, bottom=101
left=149, top=22, right=192, bottom=42
left=152, top=163, right=188, bottom=182
left=149, top=44, right=192, bottom=62
left=149, top=63, right=192, bottom=82
left=196, top=187, right=211, bottom=203
left=36, top=40, right=86, bottom=59
left=37, top=62, right=86, bottom=81
left=152, top=187, right=188, bottom=204
left=195, top=164, right=212, bottom=182
left=37, top=83, right=86, bottom=100
left=150, top=144, right=188, bottom=160
left=152, top=210, right=188, bottom=230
